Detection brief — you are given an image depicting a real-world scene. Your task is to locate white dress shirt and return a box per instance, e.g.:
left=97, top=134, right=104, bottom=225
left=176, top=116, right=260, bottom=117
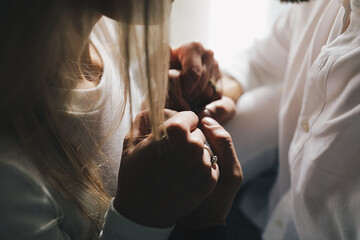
left=222, top=0, right=360, bottom=239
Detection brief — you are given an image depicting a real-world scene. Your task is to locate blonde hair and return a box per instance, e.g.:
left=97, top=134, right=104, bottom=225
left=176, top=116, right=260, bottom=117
left=0, top=0, right=169, bottom=234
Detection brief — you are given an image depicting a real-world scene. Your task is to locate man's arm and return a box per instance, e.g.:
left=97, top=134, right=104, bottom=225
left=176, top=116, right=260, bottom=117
left=221, top=75, right=243, bottom=102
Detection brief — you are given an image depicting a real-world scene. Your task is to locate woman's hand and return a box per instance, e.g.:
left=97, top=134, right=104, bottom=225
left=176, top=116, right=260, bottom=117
left=114, top=111, right=220, bottom=228
left=167, top=42, right=222, bottom=111
left=176, top=117, right=243, bottom=229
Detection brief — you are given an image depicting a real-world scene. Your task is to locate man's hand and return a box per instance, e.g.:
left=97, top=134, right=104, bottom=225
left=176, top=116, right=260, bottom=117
left=176, top=117, right=243, bottom=229
left=167, top=42, right=222, bottom=111
left=198, top=96, right=237, bottom=125
left=114, top=111, right=220, bottom=228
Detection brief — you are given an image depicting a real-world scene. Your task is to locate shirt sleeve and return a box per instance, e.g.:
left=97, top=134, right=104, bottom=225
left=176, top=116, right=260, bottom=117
left=0, top=161, right=71, bottom=240
left=220, top=6, right=296, bottom=92
left=0, top=159, right=173, bottom=240
left=100, top=199, right=174, bottom=240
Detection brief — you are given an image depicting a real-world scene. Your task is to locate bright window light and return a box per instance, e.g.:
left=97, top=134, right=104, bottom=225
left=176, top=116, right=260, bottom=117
left=169, top=0, right=288, bottom=63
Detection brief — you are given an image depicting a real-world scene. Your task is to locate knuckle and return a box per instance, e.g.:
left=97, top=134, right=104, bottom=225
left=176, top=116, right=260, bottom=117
left=189, top=41, right=204, bottom=52
left=188, top=137, right=204, bottom=153
left=216, top=130, right=233, bottom=145
left=214, top=104, right=227, bottom=115
left=135, top=111, right=149, bottom=121
left=232, top=166, right=244, bottom=185
left=186, top=66, right=202, bottom=81
left=181, top=110, right=198, bottom=123
left=215, top=131, right=235, bottom=150
left=166, top=121, right=187, bottom=137
left=202, top=65, right=208, bottom=76
left=205, top=49, right=215, bottom=58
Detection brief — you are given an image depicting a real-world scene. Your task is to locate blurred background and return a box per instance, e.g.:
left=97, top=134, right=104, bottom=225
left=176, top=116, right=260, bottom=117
left=168, top=0, right=289, bottom=63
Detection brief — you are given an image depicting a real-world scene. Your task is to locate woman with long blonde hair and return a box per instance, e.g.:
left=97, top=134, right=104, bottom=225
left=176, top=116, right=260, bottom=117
left=0, top=0, right=242, bottom=239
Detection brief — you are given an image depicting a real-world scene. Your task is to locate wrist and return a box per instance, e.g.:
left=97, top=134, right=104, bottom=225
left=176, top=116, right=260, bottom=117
left=221, top=75, right=243, bottom=102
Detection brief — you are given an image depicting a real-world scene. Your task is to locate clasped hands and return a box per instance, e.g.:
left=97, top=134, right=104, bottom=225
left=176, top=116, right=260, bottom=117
left=114, top=42, right=242, bottom=230
left=167, top=42, right=236, bottom=124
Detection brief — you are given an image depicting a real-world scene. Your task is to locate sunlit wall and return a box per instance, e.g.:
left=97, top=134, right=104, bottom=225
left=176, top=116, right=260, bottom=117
left=169, top=0, right=289, bottom=63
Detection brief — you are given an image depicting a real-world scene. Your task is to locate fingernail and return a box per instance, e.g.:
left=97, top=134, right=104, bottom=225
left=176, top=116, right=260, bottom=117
left=202, top=117, right=218, bottom=126
left=206, top=103, right=216, bottom=111
left=202, top=109, right=212, bottom=118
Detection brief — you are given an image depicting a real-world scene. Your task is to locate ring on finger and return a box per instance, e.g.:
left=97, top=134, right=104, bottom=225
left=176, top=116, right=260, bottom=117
left=204, top=144, right=218, bottom=168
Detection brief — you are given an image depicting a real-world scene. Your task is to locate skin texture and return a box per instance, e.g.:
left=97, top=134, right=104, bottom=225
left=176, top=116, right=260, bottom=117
left=115, top=111, right=218, bottom=227
left=199, top=96, right=237, bottom=125
left=114, top=110, right=242, bottom=228
left=168, top=42, right=223, bottom=111
left=167, top=42, right=239, bottom=125
left=177, top=117, right=243, bottom=229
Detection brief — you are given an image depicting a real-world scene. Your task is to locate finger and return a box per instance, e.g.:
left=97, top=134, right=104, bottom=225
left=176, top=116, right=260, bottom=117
left=189, top=128, right=206, bottom=144
left=203, top=144, right=220, bottom=190
left=168, top=69, right=191, bottom=111
left=188, top=64, right=210, bottom=103
left=201, top=117, right=234, bottom=159
left=201, top=117, right=242, bottom=183
left=167, top=92, right=191, bottom=111
left=178, top=44, right=205, bottom=100
left=190, top=82, right=216, bottom=108
left=187, top=49, right=216, bottom=103
left=189, top=50, right=222, bottom=105
left=169, top=69, right=182, bottom=97
left=165, top=111, right=199, bottom=143
left=190, top=127, right=220, bottom=185
left=169, top=47, right=181, bottom=69
left=209, top=60, right=222, bottom=84
left=132, top=111, right=151, bottom=137
left=164, top=109, right=178, bottom=120
left=122, top=111, right=150, bottom=153
left=203, top=53, right=223, bottom=100
left=198, top=97, right=236, bottom=124
left=193, top=49, right=216, bottom=101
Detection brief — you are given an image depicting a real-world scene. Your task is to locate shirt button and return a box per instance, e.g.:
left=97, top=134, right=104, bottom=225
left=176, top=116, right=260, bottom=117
left=301, top=120, right=309, bottom=133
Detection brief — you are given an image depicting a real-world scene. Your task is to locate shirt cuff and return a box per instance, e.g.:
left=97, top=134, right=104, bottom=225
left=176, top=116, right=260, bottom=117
left=100, top=199, right=174, bottom=240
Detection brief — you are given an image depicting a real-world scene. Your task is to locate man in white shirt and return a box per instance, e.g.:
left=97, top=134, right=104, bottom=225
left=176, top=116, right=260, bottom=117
left=219, top=0, right=360, bottom=239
